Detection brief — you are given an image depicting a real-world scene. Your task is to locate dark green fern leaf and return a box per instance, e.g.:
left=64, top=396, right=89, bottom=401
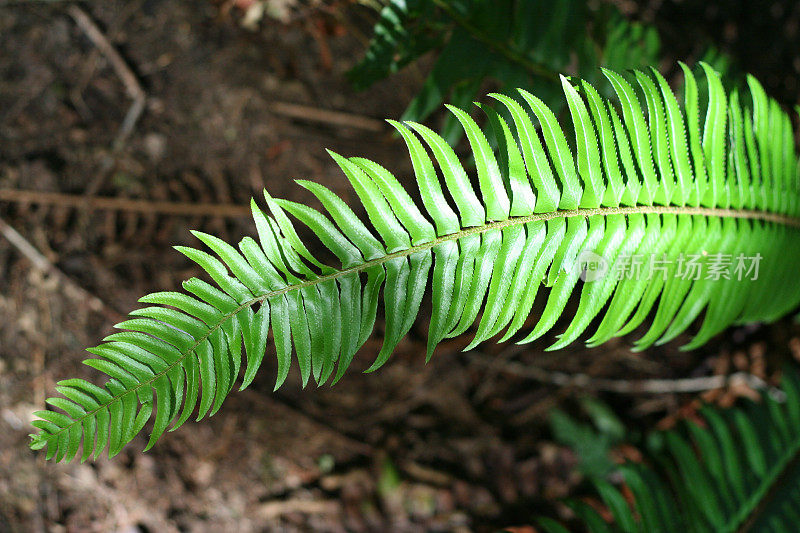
left=350, top=0, right=663, bottom=143
left=30, top=63, right=800, bottom=461
left=347, top=0, right=442, bottom=90
left=538, top=369, right=800, bottom=533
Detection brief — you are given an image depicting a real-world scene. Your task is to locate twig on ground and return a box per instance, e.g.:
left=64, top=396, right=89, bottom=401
left=468, top=355, right=778, bottom=395
left=0, top=189, right=252, bottom=218
left=0, top=216, right=53, bottom=273
left=67, top=4, right=146, bottom=195
left=269, top=101, right=385, bottom=132
left=0, top=216, right=123, bottom=322
left=256, top=499, right=339, bottom=519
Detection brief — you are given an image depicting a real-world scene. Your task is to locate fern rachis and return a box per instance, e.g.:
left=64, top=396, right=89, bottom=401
left=29, top=63, right=800, bottom=462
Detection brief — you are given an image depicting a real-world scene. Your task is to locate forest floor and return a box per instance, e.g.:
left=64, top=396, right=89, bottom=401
left=1, top=1, right=799, bottom=531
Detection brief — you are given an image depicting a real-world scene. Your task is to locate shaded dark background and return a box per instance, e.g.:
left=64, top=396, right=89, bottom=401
left=1, top=0, right=798, bottom=531
left=637, top=0, right=800, bottom=104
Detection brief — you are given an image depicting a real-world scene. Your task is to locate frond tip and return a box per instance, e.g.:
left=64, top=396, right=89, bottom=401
left=31, top=63, right=800, bottom=461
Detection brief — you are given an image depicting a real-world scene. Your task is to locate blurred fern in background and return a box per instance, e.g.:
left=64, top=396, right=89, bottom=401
left=542, top=369, right=800, bottom=532
left=350, top=0, right=661, bottom=142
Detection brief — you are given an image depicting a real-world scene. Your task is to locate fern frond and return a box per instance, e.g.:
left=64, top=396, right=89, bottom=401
left=347, top=0, right=442, bottom=90
left=30, top=63, right=800, bottom=461
left=538, top=369, right=800, bottom=533
left=350, top=0, right=662, bottom=142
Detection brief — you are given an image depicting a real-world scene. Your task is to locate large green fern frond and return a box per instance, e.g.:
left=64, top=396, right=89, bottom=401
left=538, top=368, right=800, bottom=533
left=30, top=63, right=800, bottom=461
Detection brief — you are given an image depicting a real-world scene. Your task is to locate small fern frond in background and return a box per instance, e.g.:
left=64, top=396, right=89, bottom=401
left=30, top=63, right=800, bottom=461
left=349, top=0, right=663, bottom=142
left=539, top=369, right=800, bottom=533
left=549, top=398, right=626, bottom=480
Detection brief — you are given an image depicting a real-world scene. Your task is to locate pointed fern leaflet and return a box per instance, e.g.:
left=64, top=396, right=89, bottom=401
left=30, top=63, right=800, bottom=461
